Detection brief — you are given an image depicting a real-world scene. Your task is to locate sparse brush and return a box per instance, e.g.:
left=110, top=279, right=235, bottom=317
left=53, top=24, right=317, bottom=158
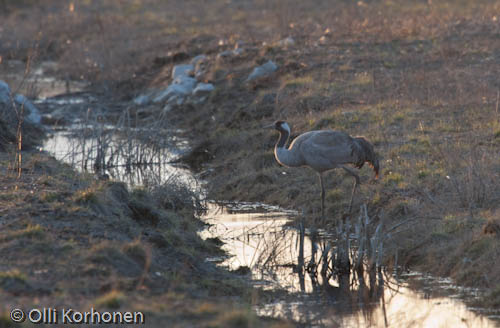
left=0, top=224, right=45, bottom=242
left=150, top=174, right=206, bottom=216
left=436, top=142, right=499, bottom=211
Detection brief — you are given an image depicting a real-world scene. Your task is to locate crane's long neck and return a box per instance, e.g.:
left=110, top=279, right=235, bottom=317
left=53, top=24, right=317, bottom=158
left=274, top=128, right=302, bottom=167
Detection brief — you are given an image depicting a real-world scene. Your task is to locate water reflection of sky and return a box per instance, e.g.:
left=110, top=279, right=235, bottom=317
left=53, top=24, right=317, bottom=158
left=43, top=128, right=196, bottom=188
left=201, top=203, right=500, bottom=328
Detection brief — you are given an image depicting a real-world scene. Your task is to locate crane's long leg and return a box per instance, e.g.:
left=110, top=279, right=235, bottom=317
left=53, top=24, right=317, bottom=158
left=318, top=173, right=325, bottom=219
left=342, top=166, right=360, bottom=214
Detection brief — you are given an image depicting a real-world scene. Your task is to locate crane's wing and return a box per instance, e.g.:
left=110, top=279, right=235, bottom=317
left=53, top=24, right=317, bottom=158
left=290, top=130, right=361, bottom=171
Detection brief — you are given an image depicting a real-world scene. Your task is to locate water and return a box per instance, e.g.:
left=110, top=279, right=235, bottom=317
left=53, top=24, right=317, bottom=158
left=42, top=125, right=195, bottom=188
left=201, top=203, right=500, bottom=327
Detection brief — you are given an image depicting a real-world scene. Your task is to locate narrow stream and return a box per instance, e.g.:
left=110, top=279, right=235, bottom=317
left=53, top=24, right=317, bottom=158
left=30, top=62, right=500, bottom=327
left=200, top=203, right=500, bottom=327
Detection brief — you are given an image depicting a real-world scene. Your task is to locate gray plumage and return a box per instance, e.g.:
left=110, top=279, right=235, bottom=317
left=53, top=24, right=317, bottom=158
left=268, top=120, right=379, bottom=218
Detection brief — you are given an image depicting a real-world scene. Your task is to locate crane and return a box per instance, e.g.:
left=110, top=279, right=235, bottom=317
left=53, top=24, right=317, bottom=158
left=266, top=120, right=379, bottom=218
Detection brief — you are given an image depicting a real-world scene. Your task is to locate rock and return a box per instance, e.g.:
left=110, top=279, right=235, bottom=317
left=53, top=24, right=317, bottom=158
left=246, top=60, right=278, bottom=82
left=277, top=36, right=295, bottom=47
left=190, top=54, right=207, bottom=66
left=14, top=94, right=42, bottom=124
left=192, top=83, right=214, bottom=96
left=0, top=81, right=44, bottom=150
left=217, top=50, right=234, bottom=59
left=153, top=75, right=196, bottom=104
left=172, top=64, right=194, bottom=79
left=217, top=48, right=244, bottom=60
left=0, top=80, right=11, bottom=105
left=233, top=48, right=244, bottom=56
left=0, top=82, right=42, bottom=125
left=168, top=94, right=185, bottom=106
left=172, top=75, right=197, bottom=90
left=191, top=55, right=209, bottom=80
left=153, top=85, right=185, bottom=103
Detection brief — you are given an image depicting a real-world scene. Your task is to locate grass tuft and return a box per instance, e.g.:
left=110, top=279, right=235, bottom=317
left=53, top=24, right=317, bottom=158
left=95, top=290, right=125, bottom=310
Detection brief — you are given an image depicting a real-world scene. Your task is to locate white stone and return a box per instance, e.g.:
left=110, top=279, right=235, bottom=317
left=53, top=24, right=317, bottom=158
left=277, top=36, right=295, bottom=47
left=172, top=64, right=194, bottom=79
left=217, top=50, right=234, bottom=59
left=190, top=55, right=207, bottom=66
left=246, top=60, right=278, bottom=82
left=173, top=75, right=197, bottom=90
left=153, top=85, right=183, bottom=103
left=14, top=94, right=42, bottom=124
left=192, top=55, right=209, bottom=80
left=192, top=83, right=215, bottom=96
left=153, top=76, right=197, bottom=104
left=233, top=48, right=244, bottom=56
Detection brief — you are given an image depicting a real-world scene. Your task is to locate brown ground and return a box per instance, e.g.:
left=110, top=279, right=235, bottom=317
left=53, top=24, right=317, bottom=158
left=1, top=0, right=500, bottom=319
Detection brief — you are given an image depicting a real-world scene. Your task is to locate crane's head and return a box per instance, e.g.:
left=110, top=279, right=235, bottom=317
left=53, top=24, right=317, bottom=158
left=264, top=120, right=291, bottom=135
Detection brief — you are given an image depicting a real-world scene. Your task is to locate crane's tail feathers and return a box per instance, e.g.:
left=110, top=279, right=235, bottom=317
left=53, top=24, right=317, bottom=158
left=354, top=137, right=380, bottom=180
left=369, top=158, right=380, bottom=180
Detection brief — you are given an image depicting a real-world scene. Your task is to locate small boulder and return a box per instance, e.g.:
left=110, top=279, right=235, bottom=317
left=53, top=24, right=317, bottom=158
left=190, top=54, right=207, bottom=66
left=153, top=75, right=197, bottom=104
left=233, top=48, right=244, bottom=56
left=153, top=85, right=185, bottom=103
left=246, top=60, right=278, bottom=82
left=191, top=55, right=210, bottom=80
left=14, top=94, right=42, bottom=124
left=192, top=83, right=214, bottom=96
left=216, top=50, right=234, bottom=60
left=172, top=64, right=194, bottom=79
left=276, top=36, right=295, bottom=47
left=172, top=75, right=197, bottom=90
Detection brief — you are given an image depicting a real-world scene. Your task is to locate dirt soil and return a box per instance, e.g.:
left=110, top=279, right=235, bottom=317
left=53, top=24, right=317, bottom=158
left=1, top=0, right=500, bottom=320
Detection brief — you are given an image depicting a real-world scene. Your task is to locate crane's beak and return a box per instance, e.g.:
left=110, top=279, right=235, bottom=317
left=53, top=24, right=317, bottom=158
left=263, top=123, right=275, bottom=129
